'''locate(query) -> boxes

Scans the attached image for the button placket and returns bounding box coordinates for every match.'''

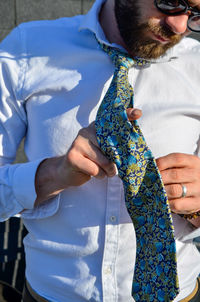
[110,215,117,223]
[102,176,121,302]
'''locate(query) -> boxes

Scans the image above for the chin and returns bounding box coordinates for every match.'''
[127,37,182,60]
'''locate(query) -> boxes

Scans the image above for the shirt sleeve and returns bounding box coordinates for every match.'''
[0,160,43,221]
[0,26,60,221]
[0,26,34,220]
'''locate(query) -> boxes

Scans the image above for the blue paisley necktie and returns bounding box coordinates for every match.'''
[95,44,179,302]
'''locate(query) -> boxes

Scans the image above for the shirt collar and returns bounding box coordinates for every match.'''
[78,0,178,64]
[79,0,126,51]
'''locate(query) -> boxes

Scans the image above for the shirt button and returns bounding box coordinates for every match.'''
[104,266,112,275]
[110,215,116,223]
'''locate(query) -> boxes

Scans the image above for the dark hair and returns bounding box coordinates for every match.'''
[114,0,140,48]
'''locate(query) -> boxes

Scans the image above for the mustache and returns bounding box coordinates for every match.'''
[124,21,182,45]
[149,23,181,41]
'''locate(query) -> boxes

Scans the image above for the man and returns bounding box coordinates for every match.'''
[0,0,200,301]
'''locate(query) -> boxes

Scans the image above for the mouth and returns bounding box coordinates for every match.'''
[151,31,171,44]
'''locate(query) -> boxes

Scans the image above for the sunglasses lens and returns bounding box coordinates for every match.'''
[155,0,200,32]
[156,0,186,13]
[188,15,200,31]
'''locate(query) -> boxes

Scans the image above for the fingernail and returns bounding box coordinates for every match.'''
[131,109,140,117]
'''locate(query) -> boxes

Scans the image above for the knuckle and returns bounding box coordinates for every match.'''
[69,141,81,155]
[169,184,181,197]
[171,169,180,182]
[67,148,78,165]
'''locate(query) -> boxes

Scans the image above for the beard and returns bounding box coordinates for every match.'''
[114,0,182,59]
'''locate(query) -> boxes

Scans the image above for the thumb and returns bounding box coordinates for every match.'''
[126,108,142,121]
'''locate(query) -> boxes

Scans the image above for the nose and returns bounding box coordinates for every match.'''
[164,14,189,34]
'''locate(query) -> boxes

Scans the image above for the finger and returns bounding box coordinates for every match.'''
[156,153,198,171]
[80,123,99,148]
[78,125,118,177]
[126,108,142,121]
[69,139,117,177]
[75,155,108,179]
[169,197,200,214]
[82,144,117,177]
[165,183,194,200]
[160,168,196,185]
[67,147,107,179]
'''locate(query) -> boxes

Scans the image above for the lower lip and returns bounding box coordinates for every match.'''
[152,33,170,44]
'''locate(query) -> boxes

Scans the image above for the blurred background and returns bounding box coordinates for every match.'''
[0,0,94,41]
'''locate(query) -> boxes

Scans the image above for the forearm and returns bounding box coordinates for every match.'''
[34,156,67,206]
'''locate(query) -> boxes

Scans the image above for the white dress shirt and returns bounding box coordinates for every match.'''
[0,0,200,301]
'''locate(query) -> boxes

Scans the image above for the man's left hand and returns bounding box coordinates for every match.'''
[156,153,200,215]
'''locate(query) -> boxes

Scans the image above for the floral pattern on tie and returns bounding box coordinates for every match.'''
[95,44,179,302]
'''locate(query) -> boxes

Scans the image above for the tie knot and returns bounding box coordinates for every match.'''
[99,43,147,69]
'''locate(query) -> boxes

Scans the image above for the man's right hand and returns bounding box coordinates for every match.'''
[64,122,118,184]
[34,108,142,206]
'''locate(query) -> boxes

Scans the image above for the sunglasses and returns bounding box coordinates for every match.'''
[154,0,200,32]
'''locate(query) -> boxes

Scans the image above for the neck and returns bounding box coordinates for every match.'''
[99,0,126,48]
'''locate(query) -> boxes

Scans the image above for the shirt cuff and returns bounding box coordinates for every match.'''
[12,158,45,210]
[21,194,60,220]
